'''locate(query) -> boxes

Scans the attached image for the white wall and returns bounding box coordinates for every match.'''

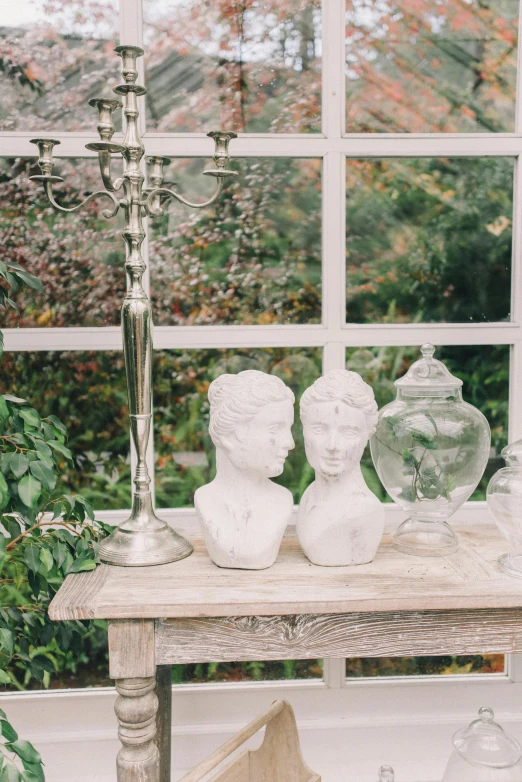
[3,665,522,782]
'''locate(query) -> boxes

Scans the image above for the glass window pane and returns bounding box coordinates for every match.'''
[153,348,322,508]
[346,654,505,677]
[346,344,509,501]
[346,158,513,324]
[0,351,130,510]
[3,158,125,327]
[174,659,323,684]
[143,0,321,133]
[346,0,518,133]
[0,0,120,132]
[150,158,322,326]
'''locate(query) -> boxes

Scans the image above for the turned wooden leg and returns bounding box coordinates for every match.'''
[155,665,172,782]
[109,620,159,782]
[115,676,160,781]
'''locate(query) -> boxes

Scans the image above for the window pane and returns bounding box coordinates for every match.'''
[346,654,505,677]
[346,158,513,324]
[0,0,120,132]
[346,344,509,501]
[153,348,322,508]
[174,659,323,684]
[150,158,322,325]
[143,0,321,133]
[0,351,130,510]
[346,0,518,133]
[3,158,125,327]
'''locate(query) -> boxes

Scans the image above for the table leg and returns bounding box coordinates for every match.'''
[109,620,160,782]
[155,665,172,782]
[115,676,160,781]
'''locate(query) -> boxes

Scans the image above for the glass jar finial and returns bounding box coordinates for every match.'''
[421,343,435,359]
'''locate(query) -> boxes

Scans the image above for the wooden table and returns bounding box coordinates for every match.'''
[49,519,522,781]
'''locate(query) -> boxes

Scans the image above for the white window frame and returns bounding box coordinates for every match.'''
[3,0,522,761]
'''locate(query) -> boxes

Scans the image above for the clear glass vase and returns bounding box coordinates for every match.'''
[370,344,491,556]
[442,707,522,781]
[487,438,522,578]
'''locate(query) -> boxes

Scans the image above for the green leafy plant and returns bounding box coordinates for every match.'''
[0,706,43,782]
[0,250,111,780]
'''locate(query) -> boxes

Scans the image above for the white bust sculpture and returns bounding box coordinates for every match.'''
[297,369,384,566]
[195,370,296,569]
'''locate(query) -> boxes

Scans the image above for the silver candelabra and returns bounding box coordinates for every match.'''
[29,45,237,567]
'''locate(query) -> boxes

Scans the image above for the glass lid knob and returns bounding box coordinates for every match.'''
[378,766,395,781]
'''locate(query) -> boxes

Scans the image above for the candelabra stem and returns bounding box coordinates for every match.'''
[98,45,192,566]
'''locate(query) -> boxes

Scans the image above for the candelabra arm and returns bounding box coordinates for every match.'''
[145,179,224,217]
[42,179,120,219]
[98,150,124,193]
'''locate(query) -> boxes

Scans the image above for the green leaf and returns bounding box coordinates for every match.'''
[2,395,26,404]
[397,486,417,503]
[74,495,95,521]
[0,536,6,567]
[32,440,52,459]
[9,455,29,479]
[11,268,44,292]
[0,670,11,684]
[0,397,8,424]
[39,548,53,573]
[24,546,41,573]
[0,763,21,782]
[21,768,44,782]
[0,627,14,657]
[17,475,41,509]
[53,542,66,569]
[8,740,41,765]
[31,655,54,673]
[19,409,40,429]
[0,474,8,511]
[29,462,56,492]
[21,763,44,782]
[67,557,97,574]
[47,415,67,436]
[1,719,18,742]
[48,441,72,461]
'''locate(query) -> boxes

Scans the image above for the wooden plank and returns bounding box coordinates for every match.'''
[109,619,156,679]
[48,563,110,620]
[48,521,522,621]
[155,666,172,782]
[155,608,522,663]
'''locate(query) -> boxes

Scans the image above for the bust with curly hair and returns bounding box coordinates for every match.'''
[297,369,384,566]
[195,370,295,569]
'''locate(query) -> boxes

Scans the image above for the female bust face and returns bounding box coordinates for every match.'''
[219,399,295,479]
[302,400,368,479]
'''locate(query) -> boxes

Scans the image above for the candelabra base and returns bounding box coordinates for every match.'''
[99,514,193,567]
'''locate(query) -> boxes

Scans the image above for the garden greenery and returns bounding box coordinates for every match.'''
[0,261,112,781]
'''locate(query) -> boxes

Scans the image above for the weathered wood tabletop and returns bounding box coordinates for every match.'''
[49,519,522,620]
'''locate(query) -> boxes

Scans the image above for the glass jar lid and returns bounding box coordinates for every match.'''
[452,707,522,768]
[502,438,522,467]
[395,344,463,395]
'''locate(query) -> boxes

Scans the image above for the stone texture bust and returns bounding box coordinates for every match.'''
[195,370,295,569]
[297,369,384,566]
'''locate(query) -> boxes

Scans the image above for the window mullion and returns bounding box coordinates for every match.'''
[322,0,344,139]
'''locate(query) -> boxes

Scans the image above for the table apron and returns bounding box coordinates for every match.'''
[155,608,522,664]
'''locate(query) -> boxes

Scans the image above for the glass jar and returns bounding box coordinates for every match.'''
[370,344,491,556]
[442,707,522,781]
[487,438,522,578]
